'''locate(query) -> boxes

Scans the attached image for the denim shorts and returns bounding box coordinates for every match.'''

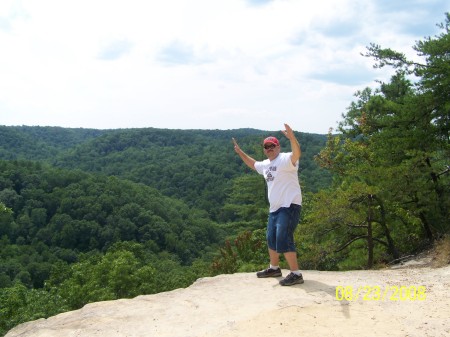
[266,204,301,253]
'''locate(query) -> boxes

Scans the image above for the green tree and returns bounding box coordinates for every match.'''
[304,183,399,269]
[0,283,69,336]
[222,175,267,226]
[309,14,449,268]
[211,229,266,275]
[360,13,449,235]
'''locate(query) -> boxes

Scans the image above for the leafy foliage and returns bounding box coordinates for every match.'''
[308,14,450,269]
[0,283,69,336]
[0,160,220,261]
[211,229,267,275]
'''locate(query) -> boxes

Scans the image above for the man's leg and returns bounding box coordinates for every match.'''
[256,248,282,278]
[256,212,281,278]
[284,251,299,271]
[278,205,304,286]
[269,248,280,266]
[279,251,304,285]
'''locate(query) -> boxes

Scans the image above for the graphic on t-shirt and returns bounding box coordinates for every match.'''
[265,166,277,182]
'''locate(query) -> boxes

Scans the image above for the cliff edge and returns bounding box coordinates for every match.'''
[6,265,450,337]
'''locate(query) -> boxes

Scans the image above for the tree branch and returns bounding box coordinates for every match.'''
[335,235,367,253]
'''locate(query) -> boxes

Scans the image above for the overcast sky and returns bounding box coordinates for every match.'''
[0,0,448,133]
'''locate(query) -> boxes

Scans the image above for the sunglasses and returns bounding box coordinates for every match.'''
[264,144,277,150]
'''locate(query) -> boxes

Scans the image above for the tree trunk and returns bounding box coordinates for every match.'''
[419,211,434,242]
[373,195,399,259]
[367,195,374,268]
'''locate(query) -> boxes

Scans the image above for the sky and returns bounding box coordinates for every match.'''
[0,0,448,134]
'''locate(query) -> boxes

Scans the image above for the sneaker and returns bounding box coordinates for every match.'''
[279,272,304,286]
[256,268,282,278]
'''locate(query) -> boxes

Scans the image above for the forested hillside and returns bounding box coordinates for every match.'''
[0,126,106,160]
[0,160,220,263]
[0,126,332,221]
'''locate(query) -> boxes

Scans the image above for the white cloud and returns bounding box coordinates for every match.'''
[97,38,134,61]
[0,0,448,133]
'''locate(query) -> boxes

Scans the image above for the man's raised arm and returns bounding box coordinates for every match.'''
[232,138,256,170]
[282,123,301,165]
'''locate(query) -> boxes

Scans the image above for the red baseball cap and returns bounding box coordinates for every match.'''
[263,136,280,146]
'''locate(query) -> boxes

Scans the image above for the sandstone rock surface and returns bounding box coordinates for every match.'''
[6,265,450,337]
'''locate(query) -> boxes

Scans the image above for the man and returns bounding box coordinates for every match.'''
[232,123,304,286]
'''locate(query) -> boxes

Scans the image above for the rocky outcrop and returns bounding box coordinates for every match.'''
[6,266,450,337]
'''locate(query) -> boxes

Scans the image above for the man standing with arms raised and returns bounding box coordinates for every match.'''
[232,123,304,286]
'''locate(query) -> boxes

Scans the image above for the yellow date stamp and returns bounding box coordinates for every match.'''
[335,285,427,301]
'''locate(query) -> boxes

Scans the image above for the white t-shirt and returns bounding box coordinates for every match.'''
[254,152,302,213]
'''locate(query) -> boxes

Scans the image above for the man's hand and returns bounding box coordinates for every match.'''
[232,137,256,170]
[281,123,301,165]
[282,123,295,140]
